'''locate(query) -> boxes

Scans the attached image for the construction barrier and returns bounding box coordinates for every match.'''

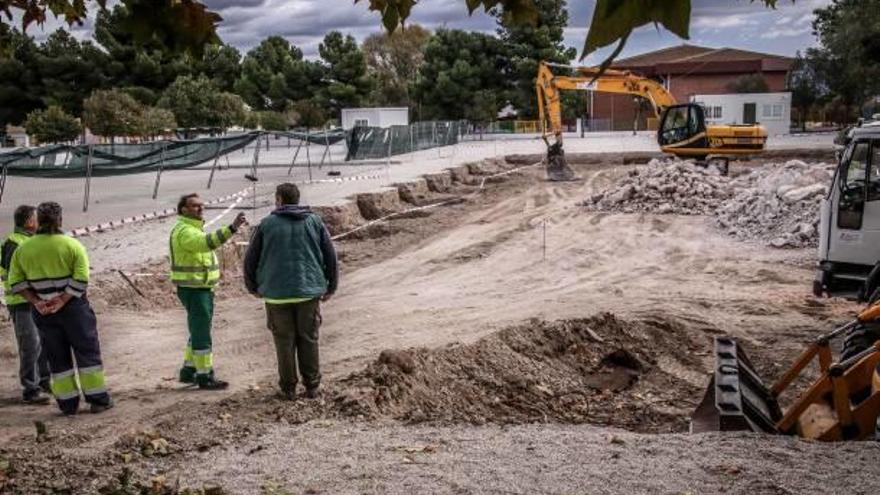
[345,121,466,161]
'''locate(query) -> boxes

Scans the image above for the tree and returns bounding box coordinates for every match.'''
[318,31,373,116]
[0,25,42,126]
[93,4,195,96]
[788,52,827,131]
[495,0,576,118]
[24,106,81,143]
[289,99,328,128]
[412,29,511,121]
[34,30,109,117]
[199,44,242,92]
[256,111,288,131]
[235,36,306,111]
[158,75,245,130]
[809,0,880,115]
[136,106,176,139]
[725,74,770,94]
[1,0,221,56]
[2,0,784,69]
[214,92,247,130]
[83,89,143,138]
[362,25,430,107]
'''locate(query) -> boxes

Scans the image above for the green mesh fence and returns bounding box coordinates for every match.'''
[0,130,346,178]
[345,121,465,160]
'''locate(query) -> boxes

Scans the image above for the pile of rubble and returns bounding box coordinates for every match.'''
[583,159,835,248]
[716,160,834,248]
[584,160,731,215]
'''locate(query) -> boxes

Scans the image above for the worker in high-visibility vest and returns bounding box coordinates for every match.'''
[1,205,50,404]
[8,202,113,415]
[170,193,246,390]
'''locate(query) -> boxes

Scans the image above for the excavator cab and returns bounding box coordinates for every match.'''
[657,104,708,152]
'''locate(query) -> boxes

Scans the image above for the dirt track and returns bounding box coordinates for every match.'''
[1,155,877,494]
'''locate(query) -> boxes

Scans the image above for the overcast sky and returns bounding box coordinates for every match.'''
[26,0,832,61]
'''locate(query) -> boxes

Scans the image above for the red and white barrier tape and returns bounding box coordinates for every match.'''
[70,187,250,238]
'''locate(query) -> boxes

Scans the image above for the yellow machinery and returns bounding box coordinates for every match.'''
[691,301,880,441]
[536,61,768,180]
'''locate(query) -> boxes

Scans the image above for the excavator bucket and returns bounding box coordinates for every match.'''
[545,141,576,181]
[690,337,783,433]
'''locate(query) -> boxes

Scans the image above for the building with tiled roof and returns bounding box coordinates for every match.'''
[588,44,794,131]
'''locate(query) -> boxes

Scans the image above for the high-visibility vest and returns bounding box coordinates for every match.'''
[6,233,90,300]
[1,230,31,306]
[169,216,233,289]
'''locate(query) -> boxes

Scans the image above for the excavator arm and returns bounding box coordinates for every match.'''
[536,61,677,143]
[536,61,678,181]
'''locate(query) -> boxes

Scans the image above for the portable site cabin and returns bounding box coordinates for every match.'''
[690,92,792,136]
[341,108,409,130]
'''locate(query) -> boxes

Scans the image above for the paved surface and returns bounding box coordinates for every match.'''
[0,132,835,235]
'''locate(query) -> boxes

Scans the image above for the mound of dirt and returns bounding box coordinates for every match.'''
[583,159,730,215]
[715,160,834,248]
[332,313,708,432]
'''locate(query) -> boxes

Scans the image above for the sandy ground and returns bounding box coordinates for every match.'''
[2,150,877,494]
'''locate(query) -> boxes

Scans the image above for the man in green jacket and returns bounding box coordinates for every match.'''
[171,193,246,390]
[8,202,112,415]
[1,205,50,404]
[244,183,338,401]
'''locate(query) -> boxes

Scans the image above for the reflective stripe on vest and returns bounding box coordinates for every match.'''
[169,218,229,288]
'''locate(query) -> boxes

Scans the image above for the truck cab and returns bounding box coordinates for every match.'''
[815,122,880,297]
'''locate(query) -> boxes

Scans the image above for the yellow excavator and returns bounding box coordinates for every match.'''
[536,61,768,180]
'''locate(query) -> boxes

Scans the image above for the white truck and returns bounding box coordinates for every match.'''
[815,121,880,298]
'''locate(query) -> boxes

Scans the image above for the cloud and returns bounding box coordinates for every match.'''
[760,26,813,39]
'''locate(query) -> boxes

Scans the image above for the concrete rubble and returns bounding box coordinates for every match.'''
[583,159,835,248]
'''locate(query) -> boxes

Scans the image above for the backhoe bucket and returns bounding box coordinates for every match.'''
[690,337,783,433]
[545,142,576,181]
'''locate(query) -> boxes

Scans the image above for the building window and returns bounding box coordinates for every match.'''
[699,104,722,119]
[354,119,369,128]
[762,104,783,119]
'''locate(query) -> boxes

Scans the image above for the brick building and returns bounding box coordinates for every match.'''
[588,44,794,131]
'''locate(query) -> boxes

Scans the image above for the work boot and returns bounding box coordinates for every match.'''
[90,399,115,414]
[276,390,297,402]
[179,366,197,385]
[304,386,322,400]
[22,391,51,405]
[198,378,229,391]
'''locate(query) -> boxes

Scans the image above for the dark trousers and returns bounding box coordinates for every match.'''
[33,297,111,414]
[266,299,322,392]
[8,304,50,398]
[177,287,215,384]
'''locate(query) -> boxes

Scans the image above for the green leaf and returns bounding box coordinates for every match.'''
[583,0,691,59]
[466,0,481,14]
[382,3,399,32]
